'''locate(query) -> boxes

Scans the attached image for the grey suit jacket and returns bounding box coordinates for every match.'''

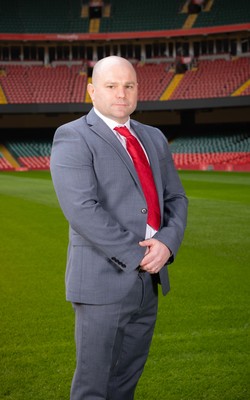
[50,108,188,304]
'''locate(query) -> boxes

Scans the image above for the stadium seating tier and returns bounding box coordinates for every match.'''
[170,58,250,100]
[0,65,87,103]
[1,131,249,171]
[0,58,249,104]
[170,132,250,171]
[194,0,250,28]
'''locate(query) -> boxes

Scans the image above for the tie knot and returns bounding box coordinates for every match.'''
[114,126,132,139]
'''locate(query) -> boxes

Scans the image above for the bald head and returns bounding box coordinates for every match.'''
[92,56,137,86]
[87,56,138,124]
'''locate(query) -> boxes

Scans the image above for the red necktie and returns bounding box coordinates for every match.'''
[114,126,160,230]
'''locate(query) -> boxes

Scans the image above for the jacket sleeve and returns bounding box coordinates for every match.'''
[153,130,188,262]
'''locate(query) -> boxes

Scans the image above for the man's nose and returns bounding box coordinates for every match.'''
[116,86,126,97]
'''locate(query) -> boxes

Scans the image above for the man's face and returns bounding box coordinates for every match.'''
[88,61,138,124]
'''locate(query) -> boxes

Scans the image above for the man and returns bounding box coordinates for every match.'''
[50,56,188,400]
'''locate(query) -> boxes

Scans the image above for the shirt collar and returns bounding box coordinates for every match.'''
[94,107,131,131]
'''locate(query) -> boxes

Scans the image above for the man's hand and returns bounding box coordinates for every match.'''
[139,238,171,274]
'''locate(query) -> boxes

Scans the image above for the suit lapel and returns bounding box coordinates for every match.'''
[85,110,143,193]
[85,110,163,219]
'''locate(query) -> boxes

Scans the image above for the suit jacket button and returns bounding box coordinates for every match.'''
[141,208,148,214]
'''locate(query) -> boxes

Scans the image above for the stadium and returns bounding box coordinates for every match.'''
[0,1,249,399]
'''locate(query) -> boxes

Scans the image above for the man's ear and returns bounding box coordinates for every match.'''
[87,83,95,101]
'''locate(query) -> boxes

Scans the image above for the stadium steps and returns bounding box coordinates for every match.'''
[81,5,89,17]
[0,85,7,104]
[204,0,214,12]
[183,14,198,29]
[85,78,92,103]
[160,74,184,101]
[180,1,189,13]
[231,79,250,96]
[134,63,174,101]
[0,151,13,170]
[180,0,214,14]
[0,144,20,169]
[103,4,111,17]
[89,18,100,33]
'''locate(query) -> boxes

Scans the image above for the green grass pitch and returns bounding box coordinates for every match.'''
[0,170,249,400]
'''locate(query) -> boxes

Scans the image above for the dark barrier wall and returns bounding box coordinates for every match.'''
[0,96,250,115]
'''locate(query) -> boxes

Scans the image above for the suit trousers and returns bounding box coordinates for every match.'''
[70,271,158,400]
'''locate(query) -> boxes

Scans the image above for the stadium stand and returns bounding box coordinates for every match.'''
[194,0,250,27]
[1,0,249,34]
[170,57,250,100]
[0,150,13,170]
[0,0,88,33]
[170,131,250,171]
[5,140,51,169]
[0,58,249,104]
[0,0,249,172]
[1,130,249,172]
[0,0,187,34]
[135,63,174,101]
[0,143,20,169]
[100,0,187,32]
[0,65,87,103]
